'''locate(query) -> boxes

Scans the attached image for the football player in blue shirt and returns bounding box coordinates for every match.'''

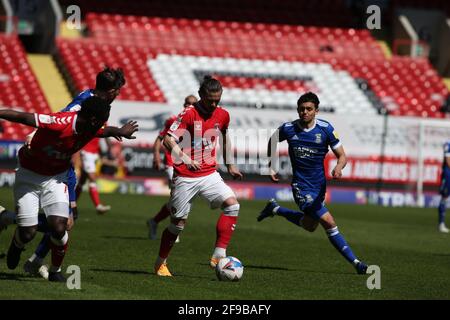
[437,142,450,233]
[257,92,368,274]
[0,67,125,278]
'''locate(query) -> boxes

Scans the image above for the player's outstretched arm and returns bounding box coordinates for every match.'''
[331,145,347,179]
[0,109,37,127]
[101,120,139,140]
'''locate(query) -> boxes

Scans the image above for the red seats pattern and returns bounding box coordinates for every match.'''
[0,34,50,140]
[56,13,448,119]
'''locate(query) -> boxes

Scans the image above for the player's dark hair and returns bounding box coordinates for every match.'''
[199,75,222,95]
[95,67,126,91]
[79,96,111,122]
[297,92,320,108]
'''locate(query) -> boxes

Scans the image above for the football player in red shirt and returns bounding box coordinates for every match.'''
[147,95,198,242]
[154,76,242,277]
[0,96,138,281]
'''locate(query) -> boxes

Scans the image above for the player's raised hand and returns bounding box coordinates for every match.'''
[119,120,138,139]
[227,164,243,180]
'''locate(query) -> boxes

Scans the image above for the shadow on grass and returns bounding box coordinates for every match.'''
[0,272,40,281]
[90,268,212,280]
[90,268,151,275]
[101,236,148,241]
[198,262,354,275]
[198,262,291,271]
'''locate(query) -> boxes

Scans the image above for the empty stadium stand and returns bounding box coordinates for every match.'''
[0,33,50,140]
[56,13,448,118]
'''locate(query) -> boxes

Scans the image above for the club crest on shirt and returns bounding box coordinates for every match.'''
[315,134,322,144]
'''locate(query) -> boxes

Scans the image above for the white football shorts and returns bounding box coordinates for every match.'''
[14,166,69,227]
[169,171,236,219]
[165,166,174,188]
[80,150,99,174]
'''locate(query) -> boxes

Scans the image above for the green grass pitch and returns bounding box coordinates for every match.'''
[0,187,449,299]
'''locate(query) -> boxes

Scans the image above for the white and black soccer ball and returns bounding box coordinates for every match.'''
[215,256,244,281]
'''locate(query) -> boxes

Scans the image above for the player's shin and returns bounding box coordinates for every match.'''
[35,232,51,259]
[153,203,171,223]
[48,231,69,273]
[276,206,304,226]
[213,204,239,261]
[156,223,182,266]
[88,182,101,207]
[326,226,359,265]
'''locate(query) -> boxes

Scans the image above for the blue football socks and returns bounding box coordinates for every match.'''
[275,206,304,226]
[326,226,358,265]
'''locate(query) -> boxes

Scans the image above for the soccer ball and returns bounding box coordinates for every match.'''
[215,256,244,281]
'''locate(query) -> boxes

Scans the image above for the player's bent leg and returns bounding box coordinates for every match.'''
[24,232,50,279]
[0,206,16,234]
[7,225,37,270]
[147,203,171,240]
[44,203,70,282]
[210,197,240,268]
[262,200,305,226]
[320,212,368,274]
[154,217,185,276]
[301,215,319,232]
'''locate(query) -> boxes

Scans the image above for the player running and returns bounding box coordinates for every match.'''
[154,76,243,277]
[437,141,450,233]
[257,92,369,275]
[0,96,138,282]
[146,94,198,242]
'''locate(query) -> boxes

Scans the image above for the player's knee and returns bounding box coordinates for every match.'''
[18,226,37,243]
[47,216,68,235]
[303,223,317,232]
[223,203,240,217]
[168,222,184,235]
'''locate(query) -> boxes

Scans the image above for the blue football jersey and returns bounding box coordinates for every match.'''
[60,89,94,112]
[278,118,341,189]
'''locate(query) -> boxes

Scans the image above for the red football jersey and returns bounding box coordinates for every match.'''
[167,105,230,178]
[158,115,177,167]
[82,137,100,154]
[19,112,104,176]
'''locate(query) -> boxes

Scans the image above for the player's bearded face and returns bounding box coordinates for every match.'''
[200,90,222,113]
[297,102,318,124]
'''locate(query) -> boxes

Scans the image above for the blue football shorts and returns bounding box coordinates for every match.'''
[291,182,328,220]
